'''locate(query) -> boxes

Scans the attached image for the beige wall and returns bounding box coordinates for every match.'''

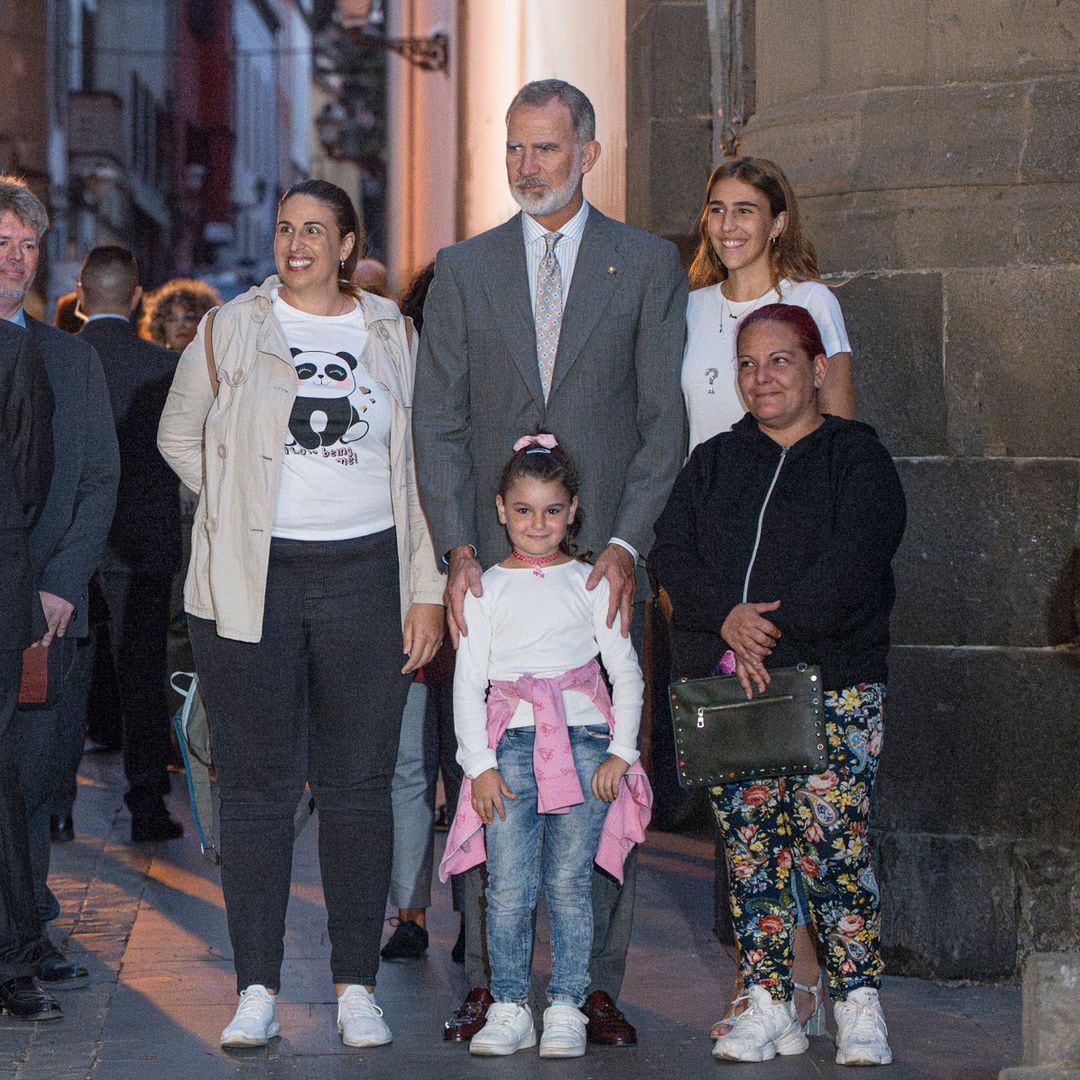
[460,0,627,238]
[385,0,459,295]
[386,0,627,293]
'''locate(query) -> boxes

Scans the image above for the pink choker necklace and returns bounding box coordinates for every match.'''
[511,548,562,579]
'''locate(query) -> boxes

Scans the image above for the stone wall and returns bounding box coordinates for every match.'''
[627,0,1080,979]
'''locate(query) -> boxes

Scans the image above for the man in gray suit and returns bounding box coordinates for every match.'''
[414,80,687,1045]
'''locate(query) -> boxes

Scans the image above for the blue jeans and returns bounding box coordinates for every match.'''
[485,724,612,1007]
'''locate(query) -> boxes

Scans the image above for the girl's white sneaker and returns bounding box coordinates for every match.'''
[834,986,892,1065]
[539,1004,588,1058]
[220,984,280,1047]
[337,985,392,1047]
[469,1002,536,1056]
[712,984,809,1062]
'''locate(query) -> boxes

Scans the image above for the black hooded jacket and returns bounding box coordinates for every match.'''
[651,413,906,689]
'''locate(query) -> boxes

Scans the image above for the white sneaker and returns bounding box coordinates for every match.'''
[539,1003,588,1058]
[712,984,809,1062]
[337,985,392,1047]
[834,986,892,1066]
[469,1001,536,1056]
[220,984,280,1047]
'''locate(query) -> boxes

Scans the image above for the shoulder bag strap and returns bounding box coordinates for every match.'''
[203,307,219,396]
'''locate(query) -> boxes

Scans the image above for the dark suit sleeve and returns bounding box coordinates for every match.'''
[412,249,478,560]
[37,346,119,605]
[2,328,54,528]
[611,240,688,555]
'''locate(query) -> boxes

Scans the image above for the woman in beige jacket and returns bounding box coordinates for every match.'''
[158,180,444,1052]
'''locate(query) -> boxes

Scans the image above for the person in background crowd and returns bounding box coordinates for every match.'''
[413,79,686,1048]
[652,304,905,1067]
[352,257,391,299]
[51,291,84,334]
[158,179,444,1052]
[379,259,449,965]
[73,245,183,843]
[0,320,58,1022]
[139,277,222,354]
[140,278,222,619]
[0,176,119,992]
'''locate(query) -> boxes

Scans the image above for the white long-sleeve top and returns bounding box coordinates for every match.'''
[453,560,644,780]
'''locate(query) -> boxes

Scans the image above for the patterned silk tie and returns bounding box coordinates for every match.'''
[534,231,563,400]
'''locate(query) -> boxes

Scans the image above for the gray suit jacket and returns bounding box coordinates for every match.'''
[414,206,688,572]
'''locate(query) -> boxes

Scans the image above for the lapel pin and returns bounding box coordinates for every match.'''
[607,265,617,275]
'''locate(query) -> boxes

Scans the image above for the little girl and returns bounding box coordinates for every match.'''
[440,433,650,1060]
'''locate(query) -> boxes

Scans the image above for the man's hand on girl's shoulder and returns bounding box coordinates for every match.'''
[446,545,484,646]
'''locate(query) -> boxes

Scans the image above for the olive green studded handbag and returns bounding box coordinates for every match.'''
[668,663,827,789]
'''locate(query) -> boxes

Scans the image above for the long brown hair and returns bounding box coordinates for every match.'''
[278,179,364,299]
[688,157,819,292]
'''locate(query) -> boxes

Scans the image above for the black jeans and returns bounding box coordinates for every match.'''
[0,649,41,983]
[190,529,410,993]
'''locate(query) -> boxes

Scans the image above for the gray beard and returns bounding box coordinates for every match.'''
[0,280,30,306]
[511,162,582,219]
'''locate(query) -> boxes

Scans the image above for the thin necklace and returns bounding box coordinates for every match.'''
[511,548,562,579]
[718,292,739,334]
[718,279,773,333]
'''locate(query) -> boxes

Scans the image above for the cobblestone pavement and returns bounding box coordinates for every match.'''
[2,745,1021,1079]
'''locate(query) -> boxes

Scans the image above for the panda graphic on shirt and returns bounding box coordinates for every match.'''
[285,347,375,451]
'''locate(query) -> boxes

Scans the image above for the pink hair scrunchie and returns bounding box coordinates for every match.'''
[513,433,558,453]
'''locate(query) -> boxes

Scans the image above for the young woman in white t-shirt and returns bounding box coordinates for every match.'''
[682,157,854,451]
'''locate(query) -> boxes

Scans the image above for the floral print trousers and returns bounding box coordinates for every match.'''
[710,683,886,1001]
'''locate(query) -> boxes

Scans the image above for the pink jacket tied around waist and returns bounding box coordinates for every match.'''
[439,659,652,885]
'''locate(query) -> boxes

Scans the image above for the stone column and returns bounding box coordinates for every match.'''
[627,0,1080,979]
[999,952,1080,1079]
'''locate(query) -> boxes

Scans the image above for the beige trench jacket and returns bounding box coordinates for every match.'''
[157,276,444,643]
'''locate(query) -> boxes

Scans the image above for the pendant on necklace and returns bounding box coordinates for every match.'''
[511,548,561,579]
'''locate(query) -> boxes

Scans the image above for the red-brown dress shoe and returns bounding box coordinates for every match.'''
[443,987,494,1041]
[582,989,637,1046]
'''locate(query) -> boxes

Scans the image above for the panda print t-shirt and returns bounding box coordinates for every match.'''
[270,290,394,540]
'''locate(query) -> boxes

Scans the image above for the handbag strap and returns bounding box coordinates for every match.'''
[203,307,219,395]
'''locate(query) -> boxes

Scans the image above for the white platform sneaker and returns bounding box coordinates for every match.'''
[834,986,893,1065]
[469,1001,537,1056]
[220,984,281,1048]
[712,984,810,1062]
[539,1003,588,1058]
[337,985,392,1047]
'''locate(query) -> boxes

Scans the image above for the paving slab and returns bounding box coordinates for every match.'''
[5,741,1022,1079]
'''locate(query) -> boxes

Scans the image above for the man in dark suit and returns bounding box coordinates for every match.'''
[1,176,119,990]
[413,81,687,1046]
[0,320,62,1021]
[75,246,183,844]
